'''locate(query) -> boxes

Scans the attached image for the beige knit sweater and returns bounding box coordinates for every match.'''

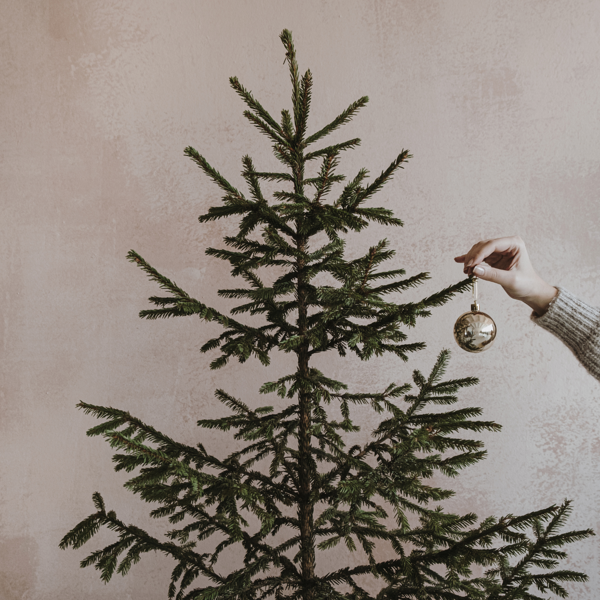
[532,287,600,381]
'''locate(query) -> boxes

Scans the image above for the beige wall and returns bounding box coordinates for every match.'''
[2,1,600,597]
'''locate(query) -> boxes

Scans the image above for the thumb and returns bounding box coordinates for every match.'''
[472,264,512,287]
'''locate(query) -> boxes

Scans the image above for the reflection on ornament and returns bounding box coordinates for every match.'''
[454,310,496,352]
[454,276,496,353]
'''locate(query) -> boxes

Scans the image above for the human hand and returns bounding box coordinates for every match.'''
[454,236,558,316]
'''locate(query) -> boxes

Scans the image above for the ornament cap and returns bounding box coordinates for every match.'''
[471,302,479,312]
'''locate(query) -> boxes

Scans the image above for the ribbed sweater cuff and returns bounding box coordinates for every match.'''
[532,287,600,380]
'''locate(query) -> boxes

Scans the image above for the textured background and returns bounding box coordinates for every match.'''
[2,1,600,598]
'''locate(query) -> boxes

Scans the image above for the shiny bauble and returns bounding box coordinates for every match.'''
[454,307,496,353]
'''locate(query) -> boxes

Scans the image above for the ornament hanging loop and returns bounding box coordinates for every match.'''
[471,276,479,312]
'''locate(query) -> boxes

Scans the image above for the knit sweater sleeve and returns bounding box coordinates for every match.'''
[531,287,600,381]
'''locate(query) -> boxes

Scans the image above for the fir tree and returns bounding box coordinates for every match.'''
[60,30,593,599]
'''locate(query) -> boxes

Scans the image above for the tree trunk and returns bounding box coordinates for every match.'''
[297,237,315,599]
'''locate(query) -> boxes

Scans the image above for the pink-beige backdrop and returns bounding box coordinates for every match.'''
[2,1,600,598]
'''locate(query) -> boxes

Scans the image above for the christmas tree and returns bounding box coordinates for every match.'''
[61,30,593,599]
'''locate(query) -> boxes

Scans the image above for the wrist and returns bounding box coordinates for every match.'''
[523,282,558,316]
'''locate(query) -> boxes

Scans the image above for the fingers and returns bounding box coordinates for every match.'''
[454,255,466,263]
[459,236,523,271]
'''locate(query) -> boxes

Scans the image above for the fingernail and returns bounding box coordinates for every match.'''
[473,266,484,275]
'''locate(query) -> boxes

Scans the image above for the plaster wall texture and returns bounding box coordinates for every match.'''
[2,1,600,598]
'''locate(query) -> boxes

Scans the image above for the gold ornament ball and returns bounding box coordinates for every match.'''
[454,308,497,353]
